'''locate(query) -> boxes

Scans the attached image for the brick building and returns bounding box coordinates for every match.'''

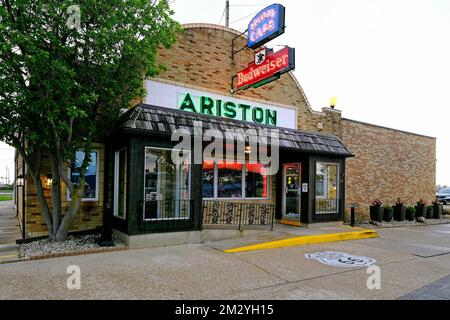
[15,24,436,246]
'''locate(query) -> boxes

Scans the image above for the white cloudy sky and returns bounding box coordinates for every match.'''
[171,0,450,185]
[1,0,448,185]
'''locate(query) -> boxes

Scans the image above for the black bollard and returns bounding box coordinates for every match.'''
[351,206,356,227]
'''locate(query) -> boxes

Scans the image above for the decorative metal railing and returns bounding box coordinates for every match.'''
[139,199,194,233]
[202,200,275,230]
[313,198,342,221]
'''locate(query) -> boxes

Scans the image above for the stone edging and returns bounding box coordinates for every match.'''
[22,246,128,261]
[358,219,450,229]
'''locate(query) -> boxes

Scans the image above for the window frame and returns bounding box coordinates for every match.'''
[314,161,339,200]
[67,149,100,202]
[143,146,192,222]
[113,148,127,220]
[202,160,270,200]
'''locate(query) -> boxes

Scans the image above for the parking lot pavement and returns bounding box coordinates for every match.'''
[0,224,449,300]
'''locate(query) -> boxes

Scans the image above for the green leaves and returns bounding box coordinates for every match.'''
[0,0,180,238]
[0,0,180,153]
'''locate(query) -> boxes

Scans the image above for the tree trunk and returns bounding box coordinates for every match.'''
[51,157,62,240]
[31,172,54,240]
[55,182,84,242]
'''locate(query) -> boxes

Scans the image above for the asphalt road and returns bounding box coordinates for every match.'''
[1,223,450,300]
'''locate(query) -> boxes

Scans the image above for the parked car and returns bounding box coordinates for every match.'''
[436,188,450,204]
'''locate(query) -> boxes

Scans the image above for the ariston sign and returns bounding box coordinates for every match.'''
[143,80,297,129]
[236,46,295,90]
[247,3,285,49]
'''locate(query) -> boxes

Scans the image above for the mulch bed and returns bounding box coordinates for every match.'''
[19,233,128,261]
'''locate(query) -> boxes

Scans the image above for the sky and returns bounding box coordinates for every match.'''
[171,0,450,185]
[0,141,14,184]
[0,0,448,185]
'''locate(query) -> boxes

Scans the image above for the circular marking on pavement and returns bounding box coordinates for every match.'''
[305,251,377,267]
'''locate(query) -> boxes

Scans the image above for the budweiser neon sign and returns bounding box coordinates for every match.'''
[236,46,295,90]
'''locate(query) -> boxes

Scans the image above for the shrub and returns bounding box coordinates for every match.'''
[406,206,416,221]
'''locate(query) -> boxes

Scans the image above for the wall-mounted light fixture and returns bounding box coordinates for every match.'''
[45,174,53,188]
[245,145,252,154]
[329,96,337,109]
[16,175,24,187]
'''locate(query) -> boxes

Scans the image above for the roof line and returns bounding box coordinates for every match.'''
[342,118,436,139]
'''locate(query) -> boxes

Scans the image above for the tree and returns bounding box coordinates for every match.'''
[0,0,180,241]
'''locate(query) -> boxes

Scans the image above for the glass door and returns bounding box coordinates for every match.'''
[282,163,301,221]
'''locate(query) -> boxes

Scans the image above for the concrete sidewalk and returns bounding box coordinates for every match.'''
[0,201,21,263]
[1,231,449,299]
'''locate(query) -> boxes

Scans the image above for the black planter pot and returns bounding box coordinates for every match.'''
[415,205,427,218]
[433,204,443,219]
[383,207,394,222]
[393,204,406,221]
[370,205,384,222]
[426,206,434,219]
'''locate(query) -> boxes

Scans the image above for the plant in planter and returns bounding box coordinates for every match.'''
[393,197,406,221]
[405,206,416,221]
[415,199,427,218]
[370,199,384,222]
[383,205,394,222]
[432,199,443,219]
[426,205,434,219]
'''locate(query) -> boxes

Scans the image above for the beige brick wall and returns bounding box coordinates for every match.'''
[152,23,342,135]
[342,119,436,221]
[25,143,104,237]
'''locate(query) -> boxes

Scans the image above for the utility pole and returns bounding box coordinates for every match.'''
[225,0,229,27]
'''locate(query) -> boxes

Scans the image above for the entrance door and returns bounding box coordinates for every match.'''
[282,163,301,221]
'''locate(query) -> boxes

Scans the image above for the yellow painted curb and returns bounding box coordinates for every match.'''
[224,229,378,253]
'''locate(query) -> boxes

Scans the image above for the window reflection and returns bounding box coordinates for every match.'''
[70,151,98,200]
[245,163,268,198]
[217,162,242,198]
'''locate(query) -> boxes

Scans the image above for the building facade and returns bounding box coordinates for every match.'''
[15,24,436,245]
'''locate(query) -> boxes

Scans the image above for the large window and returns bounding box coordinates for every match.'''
[203,161,269,199]
[315,162,339,213]
[69,150,98,201]
[144,147,191,221]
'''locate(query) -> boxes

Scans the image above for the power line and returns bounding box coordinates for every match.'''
[230,5,265,7]
[229,9,261,26]
[219,6,226,25]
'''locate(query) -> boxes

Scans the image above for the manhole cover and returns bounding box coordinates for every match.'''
[305,251,376,267]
